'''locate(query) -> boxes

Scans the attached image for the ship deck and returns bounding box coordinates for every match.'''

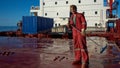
[0,37,120,68]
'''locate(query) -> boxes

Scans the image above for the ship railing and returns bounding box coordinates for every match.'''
[31,6,40,10]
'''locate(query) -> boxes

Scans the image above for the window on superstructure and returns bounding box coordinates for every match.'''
[66,1,68,4]
[45,13,47,16]
[55,24,57,27]
[59,24,61,26]
[55,2,57,5]
[57,12,59,16]
[94,0,97,2]
[83,12,85,15]
[78,0,81,3]
[43,2,45,5]
[63,18,66,20]
[95,11,98,15]
[95,23,98,27]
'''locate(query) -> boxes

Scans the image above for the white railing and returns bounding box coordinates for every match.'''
[31,6,40,10]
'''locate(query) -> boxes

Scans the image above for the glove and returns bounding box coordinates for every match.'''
[81,29,86,36]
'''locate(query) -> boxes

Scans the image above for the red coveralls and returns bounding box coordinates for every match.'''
[70,13,89,64]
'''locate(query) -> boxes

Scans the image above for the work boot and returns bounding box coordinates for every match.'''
[72,60,81,65]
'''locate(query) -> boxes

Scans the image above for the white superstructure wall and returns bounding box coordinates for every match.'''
[31,0,108,27]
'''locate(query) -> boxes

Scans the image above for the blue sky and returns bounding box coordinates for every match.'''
[0,0,39,26]
[0,0,120,26]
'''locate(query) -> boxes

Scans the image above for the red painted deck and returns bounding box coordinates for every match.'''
[0,37,120,68]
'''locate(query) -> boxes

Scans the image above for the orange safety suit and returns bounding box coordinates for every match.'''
[69,12,89,64]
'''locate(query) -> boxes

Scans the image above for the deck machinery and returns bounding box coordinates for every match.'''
[86,0,120,52]
[87,0,120,40]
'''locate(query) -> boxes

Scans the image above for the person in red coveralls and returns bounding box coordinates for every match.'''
[68,5,89,68]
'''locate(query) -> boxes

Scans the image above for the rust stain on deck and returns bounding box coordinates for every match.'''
[0,37,120,68]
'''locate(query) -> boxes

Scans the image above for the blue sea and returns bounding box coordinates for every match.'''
[0,26,18,32]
